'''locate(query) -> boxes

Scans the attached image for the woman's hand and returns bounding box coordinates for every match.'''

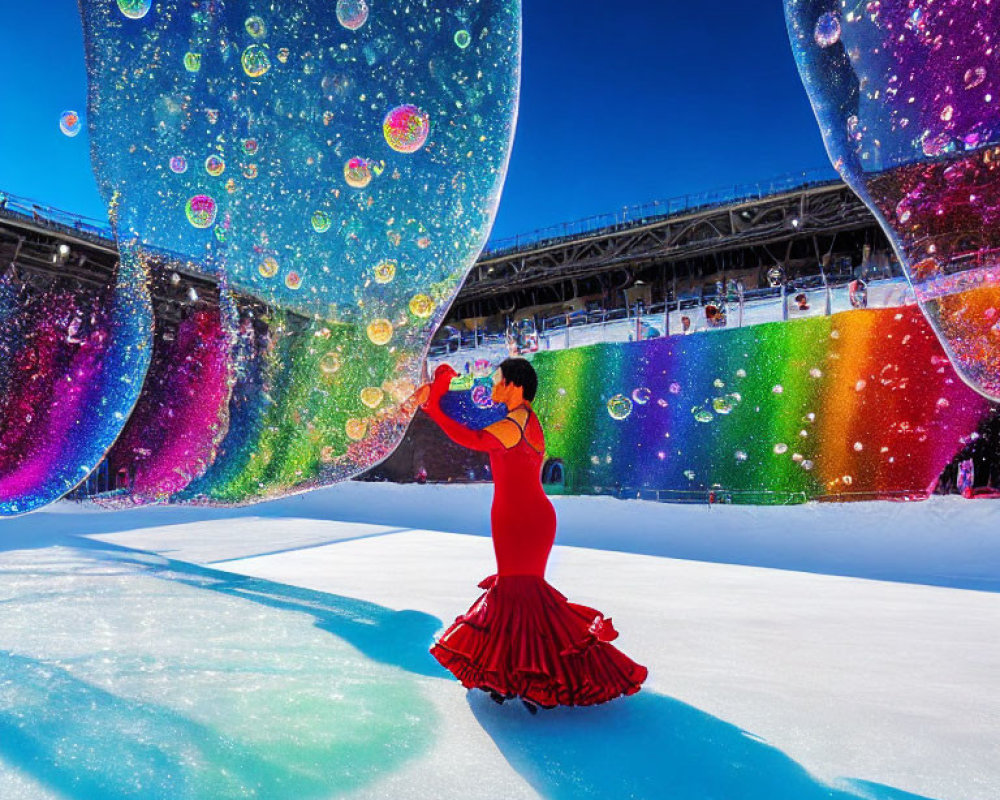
[433,363,459,384]
[409,364,457,410]
[412,383,431,408]
[428,363,458,402]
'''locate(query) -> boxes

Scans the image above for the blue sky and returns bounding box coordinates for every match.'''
[0,2,832,242]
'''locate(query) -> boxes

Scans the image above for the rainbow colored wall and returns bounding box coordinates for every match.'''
[68,300,997,507]
[524,306,993,502]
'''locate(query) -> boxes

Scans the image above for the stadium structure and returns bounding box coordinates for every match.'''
[0,173,996,501]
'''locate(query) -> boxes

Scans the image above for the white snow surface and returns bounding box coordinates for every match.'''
[0,482,997,800]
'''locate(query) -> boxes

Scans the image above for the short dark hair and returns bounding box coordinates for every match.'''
[499,358,538,402]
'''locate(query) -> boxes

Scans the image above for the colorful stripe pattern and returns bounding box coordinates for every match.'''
[527,307,991,502]
[0,263,152,515]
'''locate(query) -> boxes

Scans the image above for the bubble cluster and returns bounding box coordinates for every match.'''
[712,393,741,415]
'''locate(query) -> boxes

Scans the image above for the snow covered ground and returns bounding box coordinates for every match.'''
[0,483,997,799]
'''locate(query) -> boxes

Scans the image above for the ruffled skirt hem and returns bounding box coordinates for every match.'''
[430,574,648,707]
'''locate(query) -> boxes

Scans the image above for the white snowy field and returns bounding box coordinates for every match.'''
[0,484,997,800]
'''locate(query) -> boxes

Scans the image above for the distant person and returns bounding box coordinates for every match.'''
[415,359,647,710]
[680,315,692,334]
[849,278,868,309]
[794,293,810,312]
[705,304,726,328]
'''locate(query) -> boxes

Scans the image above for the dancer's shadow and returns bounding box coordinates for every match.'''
[468,690,935,800]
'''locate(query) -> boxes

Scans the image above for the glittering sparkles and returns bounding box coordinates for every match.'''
[344,157,374,188]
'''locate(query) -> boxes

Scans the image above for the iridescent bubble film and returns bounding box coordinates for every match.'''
[785,0,1000,401]
[0,254,152,516]
[78,0,520,506]
[59,110,82,137]
[116,0,150,21]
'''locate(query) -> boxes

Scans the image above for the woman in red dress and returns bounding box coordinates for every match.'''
[418,358,647,710]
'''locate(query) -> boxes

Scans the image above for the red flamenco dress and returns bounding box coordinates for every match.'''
[422,368,648,707]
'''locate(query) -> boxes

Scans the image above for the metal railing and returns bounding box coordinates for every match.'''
[482,167,841,258]
[427,272,913,360]
[0,189,114,244]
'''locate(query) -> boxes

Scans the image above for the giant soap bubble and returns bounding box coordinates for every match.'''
[0,252,152,515]
[785,0,1000,401]
[79,0,520,505]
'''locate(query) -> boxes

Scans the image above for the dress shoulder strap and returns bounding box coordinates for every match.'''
[507,406,530,432]
[517,408,544,455]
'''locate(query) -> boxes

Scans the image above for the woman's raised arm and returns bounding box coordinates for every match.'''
[420,364,508,453]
